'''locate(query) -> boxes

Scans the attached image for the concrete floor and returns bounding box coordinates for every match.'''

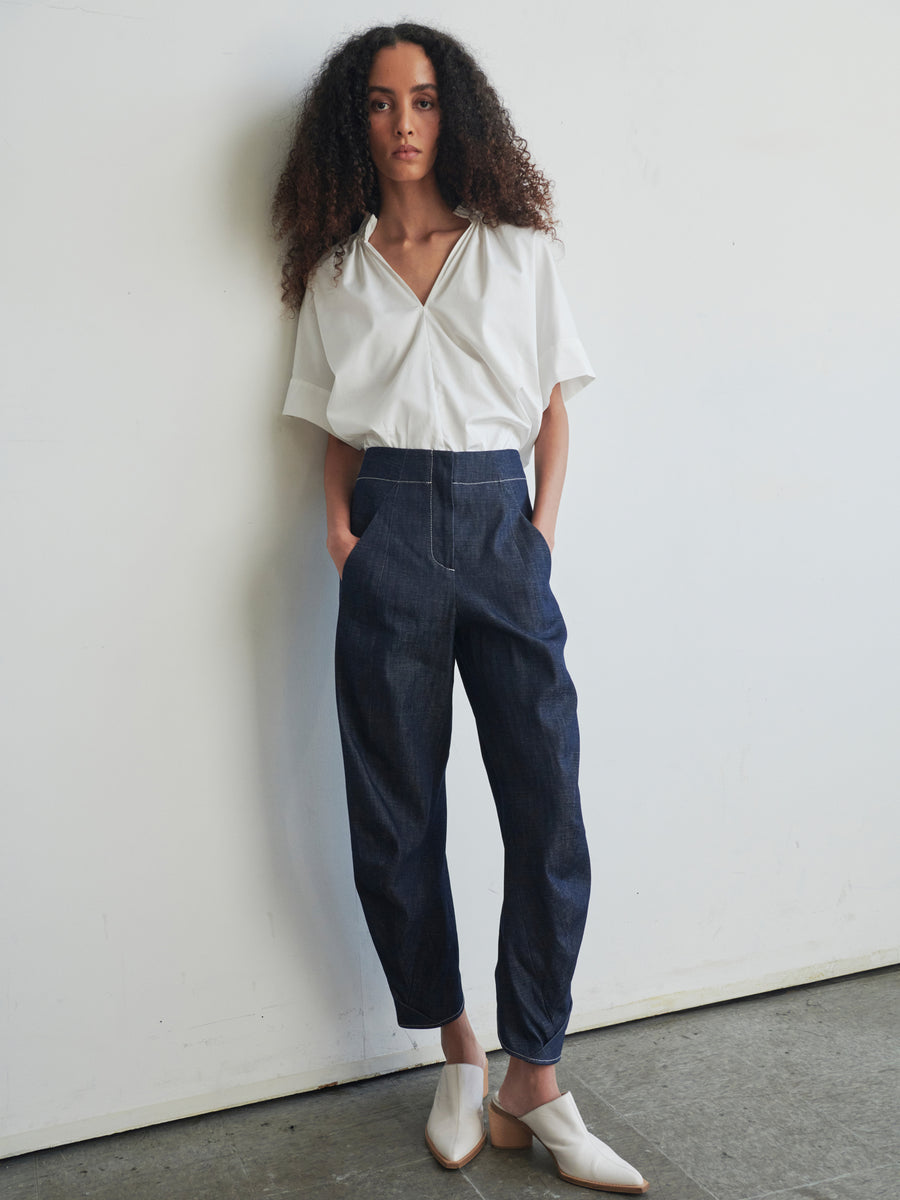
[2,966,897,1200]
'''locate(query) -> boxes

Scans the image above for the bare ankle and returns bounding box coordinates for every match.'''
[440,1011,485,1068]
[497,1057,561,1117]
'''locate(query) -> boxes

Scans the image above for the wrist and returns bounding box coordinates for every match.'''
[326,515,352,537]
[326,525,354,550]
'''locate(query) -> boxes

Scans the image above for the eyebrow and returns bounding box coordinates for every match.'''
[367,83,438,95]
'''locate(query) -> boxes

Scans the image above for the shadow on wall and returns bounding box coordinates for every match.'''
[253,408,367,1058]
[239,97,368,1064]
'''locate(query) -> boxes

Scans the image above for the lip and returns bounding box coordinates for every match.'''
[392,146,421,159]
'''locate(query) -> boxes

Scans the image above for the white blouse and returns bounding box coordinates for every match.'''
[282,210,595,463]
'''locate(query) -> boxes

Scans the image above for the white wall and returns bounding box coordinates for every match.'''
[2,0,898,1158]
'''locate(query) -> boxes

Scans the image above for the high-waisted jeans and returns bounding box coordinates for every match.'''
[334,447,590,1065]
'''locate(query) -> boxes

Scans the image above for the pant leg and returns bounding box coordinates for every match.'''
[335,452,463,1028]
[453,464,591,1065]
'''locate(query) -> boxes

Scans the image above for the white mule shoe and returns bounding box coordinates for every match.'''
[425,1060,489,1169]
[489,1091,649,1193]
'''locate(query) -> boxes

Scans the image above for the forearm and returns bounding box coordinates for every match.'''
[531,384,569,551]
[324,434,364,574]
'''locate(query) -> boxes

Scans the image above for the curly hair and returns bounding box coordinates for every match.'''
[271,22,556,312]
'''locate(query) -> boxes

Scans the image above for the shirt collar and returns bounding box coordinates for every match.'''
[359,206,475,243]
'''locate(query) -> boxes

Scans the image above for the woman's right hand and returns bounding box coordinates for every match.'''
[327,528,360,579]
[324,435,365,578]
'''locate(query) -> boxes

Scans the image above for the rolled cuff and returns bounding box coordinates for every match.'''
[539,338,596,407]
[282,377,334,434]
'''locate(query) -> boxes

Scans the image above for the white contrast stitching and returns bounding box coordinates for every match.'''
[428,470,456,572]
[356,475,431,484]
[452,477,524,485]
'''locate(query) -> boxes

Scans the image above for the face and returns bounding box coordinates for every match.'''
[367,42,441,185]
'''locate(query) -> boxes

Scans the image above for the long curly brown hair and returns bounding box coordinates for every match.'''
[271,22,556,313]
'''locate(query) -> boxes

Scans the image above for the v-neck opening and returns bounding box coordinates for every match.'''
[362,209,476,309]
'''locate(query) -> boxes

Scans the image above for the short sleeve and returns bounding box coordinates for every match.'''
[282,282,336,433]
[534,234,596,406]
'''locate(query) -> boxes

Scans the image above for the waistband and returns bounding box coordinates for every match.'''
[358,448,525,484]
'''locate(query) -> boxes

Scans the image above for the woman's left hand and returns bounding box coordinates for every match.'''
[531,384,567,557]
[531,520,554,553]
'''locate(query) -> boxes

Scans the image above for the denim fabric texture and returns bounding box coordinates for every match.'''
[335,448,590,1065]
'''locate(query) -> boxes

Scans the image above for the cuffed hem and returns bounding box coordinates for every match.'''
[498,1007,569,1065]
[394,996,465,1031]
[539,339,596,408]
[498,1041,562,1066]
[282,378,334,432]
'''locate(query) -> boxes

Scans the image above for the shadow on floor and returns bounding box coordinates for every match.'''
[2,966,898,1200]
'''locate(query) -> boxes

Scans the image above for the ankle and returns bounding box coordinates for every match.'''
[497,1058,561,1117]
[440,1013,485,1068]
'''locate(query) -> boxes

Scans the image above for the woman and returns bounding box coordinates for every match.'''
[273,23,649,1195]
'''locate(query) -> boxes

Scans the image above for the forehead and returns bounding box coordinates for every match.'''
[368,41,437,87]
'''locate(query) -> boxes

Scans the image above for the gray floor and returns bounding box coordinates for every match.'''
[2,967,897,1200]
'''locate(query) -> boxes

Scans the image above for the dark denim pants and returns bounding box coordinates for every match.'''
[335,448,590,1065]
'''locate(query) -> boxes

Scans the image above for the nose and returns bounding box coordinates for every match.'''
[395,100,414,137]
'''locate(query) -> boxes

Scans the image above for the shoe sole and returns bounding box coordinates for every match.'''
[557,1159,650,1194]
[425,1128,487,1169]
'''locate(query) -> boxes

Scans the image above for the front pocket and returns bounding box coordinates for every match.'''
[502,477,549,548]
[500,477,552,578]
[516,509,552,566]
[342,476,399,577]
[350,476,399,537]
[521,514,551,555]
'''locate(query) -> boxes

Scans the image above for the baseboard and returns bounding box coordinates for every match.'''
[567,947,899,1035]
[2,948,896,1161]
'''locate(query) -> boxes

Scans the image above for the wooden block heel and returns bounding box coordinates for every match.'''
[490,1091,650,1192]
[488,1098,533,1149]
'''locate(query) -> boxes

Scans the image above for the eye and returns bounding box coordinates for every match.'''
[416,98,435,110]
[369,99,390,113]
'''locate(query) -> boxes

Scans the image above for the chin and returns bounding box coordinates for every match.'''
[391,165,429,181]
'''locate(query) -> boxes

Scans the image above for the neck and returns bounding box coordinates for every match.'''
[375,174,457,241]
